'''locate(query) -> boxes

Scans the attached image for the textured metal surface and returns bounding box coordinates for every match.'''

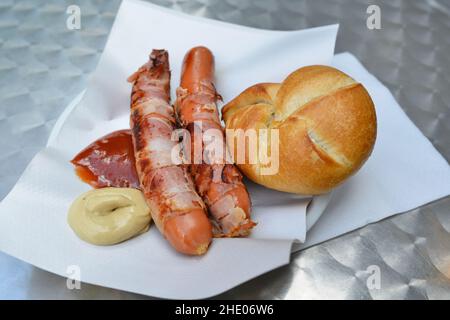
[0,0,449,300]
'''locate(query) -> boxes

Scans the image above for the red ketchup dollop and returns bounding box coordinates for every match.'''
[71,130,140,189]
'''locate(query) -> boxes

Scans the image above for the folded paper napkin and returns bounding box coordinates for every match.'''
[0,0,449,299]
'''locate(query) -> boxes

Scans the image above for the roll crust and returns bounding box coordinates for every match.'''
[222,65,377,195]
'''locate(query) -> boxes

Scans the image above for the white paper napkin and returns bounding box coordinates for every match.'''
[0,0,449,299]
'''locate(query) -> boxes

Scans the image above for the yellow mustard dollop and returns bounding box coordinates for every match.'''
[68,187,151,245]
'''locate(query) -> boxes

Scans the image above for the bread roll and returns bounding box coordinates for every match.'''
[222,65,377,195]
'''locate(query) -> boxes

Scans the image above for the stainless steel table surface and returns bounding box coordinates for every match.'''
[0,0,449,300]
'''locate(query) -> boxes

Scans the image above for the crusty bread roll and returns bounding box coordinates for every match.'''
[222,65,377,195]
